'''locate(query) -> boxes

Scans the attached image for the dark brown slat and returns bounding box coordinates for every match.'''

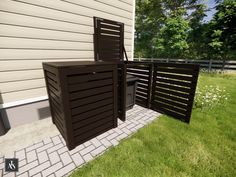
[156,77,192,87]
[137,79,148,85]
[100,29,121,36]
[100,18,123,26]
[126,73,148,80]
[100,23,121,31]
[53,107,63,123]
[152,101,187,115]
[71,98,113,116]
[70,85,112,100]
[48,84,61,98]
[74,118,113,136]
[72,104,113,121]
[136,95,148,101]
[136,91,148,98]
[155,91,189,104]
[156,72,193,81]
[75,121,114,144]
[99,40,120,47]
[69,79,113,92]
[46,71,57,82]
[156,67,195,75]
[126,65,149,70]
[73,110,113,129]
[99,35,120,41]
[155,87,189,99]
[126,69,149,76]
[154,62,198,69]
[100,46,120,51]
[54,118,65,135]
[70,92,112,108]
[154,96,187,109]
[137,83,148,90]
[50,98,62,114]
[53,113,64,131]
[137,87,148,93]
[151,106,186,121]
[48,90,61,105]
[68,72,112,84]
[47,77,59,91]
[156,82,191,93]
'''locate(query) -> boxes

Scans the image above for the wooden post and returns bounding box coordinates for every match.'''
[209,59,212,72]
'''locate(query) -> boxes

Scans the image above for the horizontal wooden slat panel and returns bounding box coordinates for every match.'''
[156,67,195,75]
[0,78,45,93]
[151,105,186,121]
[156,72,193,82]
[156,82,191,93]
[0,49,94,60]
[0,69,43,83]
[70,92,112,108]
[73,110,113,129]
[155,87,189,99]
[69,78,113,92]
[68,72,112,84]
[0,37,93,50]
[12,0,133,28]
[136,91,148,98]
[0,87,47,104]
[137,87,148,93]
[126,69,149,76]
[71,98,113,115]
[74,117,113,136]
[152,101,187,115]
[0,59,93,71]
[69,85,113,100]
[156,77,192,87]
[153,96,187,110]
[75,121,114,143]
[72,104,113,121]
[154,91,189,104]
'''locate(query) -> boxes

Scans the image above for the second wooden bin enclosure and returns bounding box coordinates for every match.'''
[43,61,117,150]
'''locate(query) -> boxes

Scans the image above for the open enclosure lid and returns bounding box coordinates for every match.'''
[93,17,125,62]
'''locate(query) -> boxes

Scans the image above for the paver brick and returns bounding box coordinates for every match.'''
[17,160,38,176]
[100,138,112,148]
[110,139,119,146]
[18,172,28,177]
[80,145,95,156]
[42,162,62,177]
[47,143,64,154]
[71,153,85,166]
[96,132,109,140]
[47,174,55,177]
[43,137,52,145]
[60,152,72,166]
[116,133,128,141]
[26,150,37,163]
[29,161,50,176]
[26,142,44,152]
[91,146,106,157]
[106,132,118,141]
[48,152,60,165]
[15,149,26,161]
[33,173,42,177]
[19,159,27,167]
[52,136,61,145]
[83,153,93,162]
[38,151,49,164]
[57,146,68,155]
[69,144,85,155]
[55,163,75,177]
[122,127,132,135]
[90,138,102,148]
[36,143,54,153]
[3,172,16,177]
[83,141,91,147]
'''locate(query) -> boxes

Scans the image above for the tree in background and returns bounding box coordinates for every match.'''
[208,0,236,60]
[134,0,236,60]
[155,8,190,58]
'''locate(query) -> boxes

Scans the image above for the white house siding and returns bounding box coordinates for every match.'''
[0,0,134,104]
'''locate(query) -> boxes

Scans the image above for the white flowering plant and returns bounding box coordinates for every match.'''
[193,85,229,110]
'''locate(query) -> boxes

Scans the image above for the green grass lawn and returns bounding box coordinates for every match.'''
[70,72,236,177]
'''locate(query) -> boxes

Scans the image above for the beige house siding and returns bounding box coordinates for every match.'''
[0,0,134,104]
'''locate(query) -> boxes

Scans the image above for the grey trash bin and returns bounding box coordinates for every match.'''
[126,74,139,110]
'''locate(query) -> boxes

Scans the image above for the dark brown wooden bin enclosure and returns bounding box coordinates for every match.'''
[43,61,118,150]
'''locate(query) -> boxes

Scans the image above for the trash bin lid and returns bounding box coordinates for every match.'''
[126,74,139,82]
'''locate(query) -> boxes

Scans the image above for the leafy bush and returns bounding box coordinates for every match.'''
[193,85,229,110]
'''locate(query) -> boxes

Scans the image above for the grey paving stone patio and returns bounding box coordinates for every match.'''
[0,105,161,177]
